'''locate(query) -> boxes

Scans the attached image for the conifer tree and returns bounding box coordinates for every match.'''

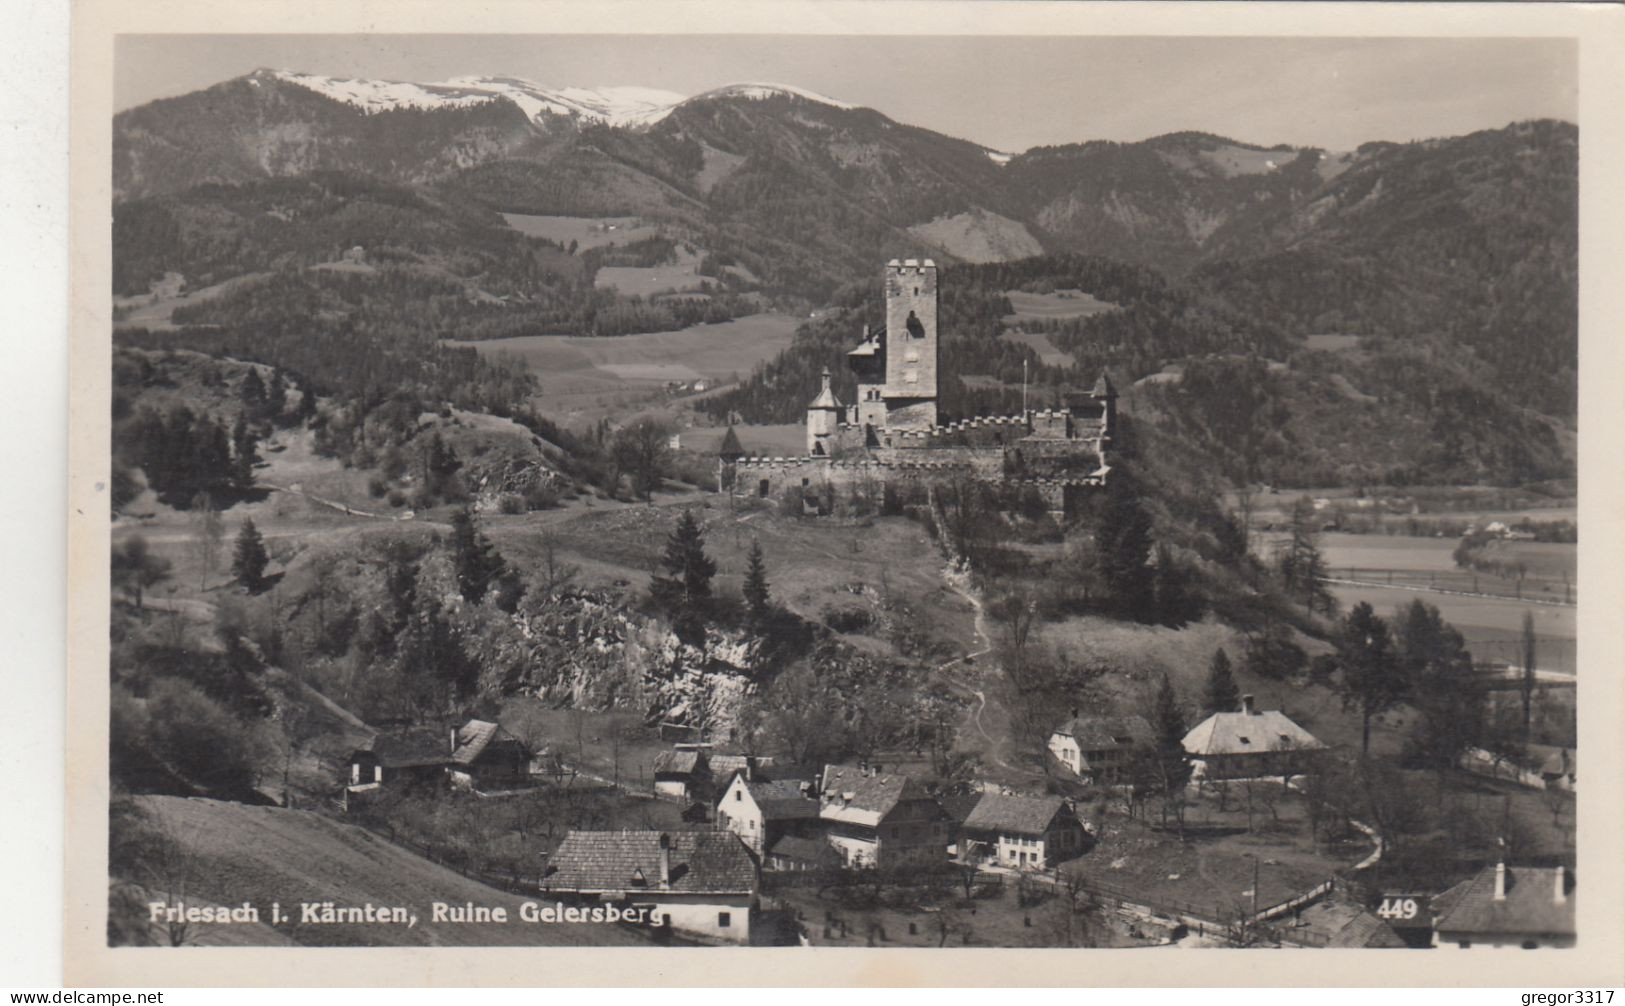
[266,370,288,422]
[1203,647,1241,716]
[230,413,259,489]
[231,518,268,593]
[1335,602,1405,755]
[742,539,771,630]
[651,509,717,646]
[239,368,266,411]
[449,506,507,604]
[1097,479,1154,621]
[1279,496,1333,615]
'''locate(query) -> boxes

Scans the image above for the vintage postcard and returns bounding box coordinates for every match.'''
[65,0,1625,987]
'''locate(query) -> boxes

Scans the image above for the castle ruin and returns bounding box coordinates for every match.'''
[720,259,1114,516]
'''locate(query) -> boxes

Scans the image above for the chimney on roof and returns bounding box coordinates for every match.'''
[1553,866,1567,905]
[449,725,459,755]
[1494,860,1507,901]
[1240,695,1256,715]
[658,833,672,888]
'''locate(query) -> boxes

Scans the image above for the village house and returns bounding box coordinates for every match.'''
[1181,695,1325,783]
[343,728,450,801]
[1430,862,1576,949]
[1047,712,1153,783]
[1537,747,1577,792]
[1283,899,1407,948]
[958,792,1087,870]
[543,830,760,944]
[716,774,822,859]
[448,719,531,789]
[652,747,712,801]
[817,763,953,870]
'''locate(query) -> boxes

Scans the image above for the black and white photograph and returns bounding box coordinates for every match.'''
[53,0,1625,988]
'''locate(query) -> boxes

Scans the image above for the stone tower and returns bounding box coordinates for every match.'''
[880,258,939,431]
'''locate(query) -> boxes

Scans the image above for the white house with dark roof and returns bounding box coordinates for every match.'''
[959,792,1086,869]
[716,774,821,857]
[1181,695,1325,782]
[1431,861,1575,949]
[818,763,953,869]
[1047,712,1153,783]
[543,830,760,944]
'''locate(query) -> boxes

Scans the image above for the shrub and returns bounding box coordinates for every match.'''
[387,489,408,508]
[497,493,526,515]
[523,479,559,511]
[367,476,388,499]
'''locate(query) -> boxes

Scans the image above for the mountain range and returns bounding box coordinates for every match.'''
[112,69,1578,485]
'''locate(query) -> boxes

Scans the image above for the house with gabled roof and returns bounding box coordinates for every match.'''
[1431,861,1575,949]
[716,774,822,859]
[448,719,531,789]
[959,792,1086,869]
[1047,711,1153,783]
[652,748,712,801]
[1181,695,1325,782]
[544,830,760,944]
[818,763,952,870]
[344,728,449,800]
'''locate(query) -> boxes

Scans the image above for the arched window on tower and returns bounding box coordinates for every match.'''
[906,311,925,339]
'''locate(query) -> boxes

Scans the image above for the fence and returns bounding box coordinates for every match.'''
[1324,567,1574,606]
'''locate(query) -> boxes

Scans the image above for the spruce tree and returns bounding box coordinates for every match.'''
[266,370,288,423]
[1203,647,1241,716]
[449,507,507,604]
[1335,602,1405,755]
[231,413,259,489]
[1097,480,1154,621]
[1279,496,1333,615]
[239,368,266,411]
[742,539,771,629]
[232,518,268,592]
[651,509,717,646]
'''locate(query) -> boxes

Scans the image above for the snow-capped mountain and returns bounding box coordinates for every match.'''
[265,69,854,128]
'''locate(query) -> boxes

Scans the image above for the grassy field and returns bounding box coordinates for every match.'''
[124,796,644,946]
[1001,329,1074,368]
[500,213,659,250]
[1253,532,1577,674]
[595,245,707,295]
[1001,289,1118,323]
[448,313,800,425]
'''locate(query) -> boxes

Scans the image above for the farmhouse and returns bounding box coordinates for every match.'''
[544,830,760,944]
[652,748,712,801]
[1181,695,1325,782]
[959,792,1087,870]
[1431,862,1575,949]
[448,719,532,789]
[1537,746,1576,792]
[344,728,450,798]
[716,774,822,857]
[720,259,1115,517]
[1047,712,1153,783]
[817,763,953,869]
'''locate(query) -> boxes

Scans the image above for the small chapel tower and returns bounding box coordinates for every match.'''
[806,367,842,456]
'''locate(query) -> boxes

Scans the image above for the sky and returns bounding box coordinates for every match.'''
[114,35,1577,153]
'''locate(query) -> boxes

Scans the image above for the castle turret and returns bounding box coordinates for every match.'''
[806,367,842,456]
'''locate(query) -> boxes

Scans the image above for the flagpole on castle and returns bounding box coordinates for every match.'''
[1022,357,1029,416]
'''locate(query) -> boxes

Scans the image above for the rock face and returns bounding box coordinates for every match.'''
[505,591,760,735]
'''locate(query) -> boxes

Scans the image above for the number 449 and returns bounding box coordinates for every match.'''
[1377,897,1419,921]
